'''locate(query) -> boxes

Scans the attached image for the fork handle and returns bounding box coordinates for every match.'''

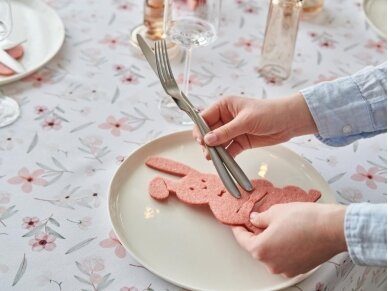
[191,109,254,192]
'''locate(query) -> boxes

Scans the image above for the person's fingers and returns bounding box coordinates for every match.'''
[202,146,211,160]
[204,116,246,146]
[200,96,238,128]
[225,139,246,158]
[192,125,204,145]
[231,226,257,250]
[249,211,270,228]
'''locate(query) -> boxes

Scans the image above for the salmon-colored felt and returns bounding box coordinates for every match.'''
[0,45,24,76]
[146,156,321,234]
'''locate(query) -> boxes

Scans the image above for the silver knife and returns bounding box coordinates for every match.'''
[137,34,254,195]
[0,47,24,73]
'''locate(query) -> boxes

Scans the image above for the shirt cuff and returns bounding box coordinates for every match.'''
[301,63,387,147]
[344,203,387,266]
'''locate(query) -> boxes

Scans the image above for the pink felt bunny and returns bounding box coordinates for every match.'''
[146,156,321,234]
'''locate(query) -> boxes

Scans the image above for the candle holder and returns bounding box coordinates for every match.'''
[129,0,180,59]
[302,0,324,15]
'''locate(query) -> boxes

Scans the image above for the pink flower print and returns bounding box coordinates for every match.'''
[365,39,386,53]
[177,73,201,90]
[29,233,56,251]
[7,167,47,193]
[0,130,22,150]
[315,282,325,291]
[98,116,132,136]
[116,155,125,164]
[68,216,92,230]
[244,5,258,14]
[0,192,10,204]
[81,135,103,153]
[308,31,318,38]
[263,75,283,86]
[320,39,335,48]
[99,230,127,258]
[41,118,62,130]
[121,288,139,291]
[84,166,99,177]
[23,69,53,88]
[79,216,92,230]
[339,187,364,203]
[351,165,386,189]
[117,2,133,10]
[22,216,40,229]
[235,37,260,52]
[80,184,102,207]
[82,135,103,147]
[325,155,338,167]
[113,64,125,72]
[100,35,121,49]
[34,105,49,115]
[79,257,105,274]
[121,73,139,85]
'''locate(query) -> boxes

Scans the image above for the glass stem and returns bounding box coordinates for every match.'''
[182,47,192,96]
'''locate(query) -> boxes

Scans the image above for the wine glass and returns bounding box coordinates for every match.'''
[162,0,221,124]
[0,0,20,128]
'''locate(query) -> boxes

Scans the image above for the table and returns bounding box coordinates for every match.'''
[0,0,386,290]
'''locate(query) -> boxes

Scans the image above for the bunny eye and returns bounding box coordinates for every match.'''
[217,190,226,197]
[189,187,194,190]
[202,186,207,189]
[201,179,206,183]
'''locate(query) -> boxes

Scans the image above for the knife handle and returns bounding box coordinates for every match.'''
[192,110,254,192]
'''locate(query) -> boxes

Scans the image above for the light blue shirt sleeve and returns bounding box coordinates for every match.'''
[345,203,387,266]
[301,63,387,147]
[300,64,387,267]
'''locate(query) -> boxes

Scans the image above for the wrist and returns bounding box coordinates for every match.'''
[320,204,348,253]
[282,92,318,137]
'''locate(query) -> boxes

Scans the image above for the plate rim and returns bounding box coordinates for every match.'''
[362,0,387,39]
[0,0,65,85]
[108,130,332,291]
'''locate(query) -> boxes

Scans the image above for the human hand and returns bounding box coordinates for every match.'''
[232,203,347,277]
[193,94,317,159]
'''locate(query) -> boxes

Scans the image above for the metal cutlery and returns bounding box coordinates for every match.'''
[0,47,24,73]
[136,34,253,198]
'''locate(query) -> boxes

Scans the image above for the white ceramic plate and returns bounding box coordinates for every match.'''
[0,0,65,85]
[109,130,336,291]
[363,0,387,39]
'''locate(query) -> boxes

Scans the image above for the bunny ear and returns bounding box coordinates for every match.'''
[145,156,198,177]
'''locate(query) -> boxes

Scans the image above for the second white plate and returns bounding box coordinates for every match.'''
[109,130,337,291]
[0,0,65,85]
[363,0,387,39]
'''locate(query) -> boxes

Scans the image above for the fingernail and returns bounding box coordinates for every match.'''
[204,132,217,144]
[250,212,257,221]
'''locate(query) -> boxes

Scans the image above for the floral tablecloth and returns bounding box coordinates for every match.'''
[0,0,386,290]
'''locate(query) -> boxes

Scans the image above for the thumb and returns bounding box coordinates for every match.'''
[250,211,270,228]
[204,117,245,146]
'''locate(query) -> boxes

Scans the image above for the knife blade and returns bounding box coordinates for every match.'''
[0,47,24,74]
[137,34,158,75]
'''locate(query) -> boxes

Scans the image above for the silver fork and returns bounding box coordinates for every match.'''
[154,39,254,198]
